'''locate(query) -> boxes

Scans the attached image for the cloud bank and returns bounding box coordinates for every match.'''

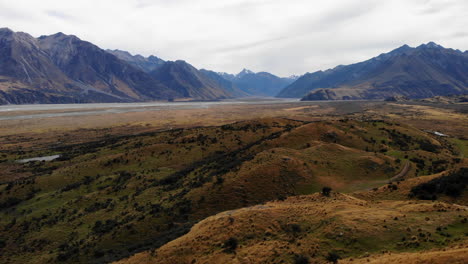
[1,0,467,76]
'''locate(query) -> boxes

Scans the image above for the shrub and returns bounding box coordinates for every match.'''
[222,237,238,253]
[322,187,332,197]
[294,254,309,264]
[418,139,440,153]
[92,219,118,235]
[0,197,22,209]
[326,252,340,263]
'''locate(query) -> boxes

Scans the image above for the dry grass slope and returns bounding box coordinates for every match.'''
[116,193,467,264]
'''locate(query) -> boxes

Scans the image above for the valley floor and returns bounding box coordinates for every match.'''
[0,99,467,263]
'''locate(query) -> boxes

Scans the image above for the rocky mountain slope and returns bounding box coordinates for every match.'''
[199,69,249,98]
[278,43,468,100]
[0,28,86,104]
[106,50,165,73]
[149,60,235,100]
[0,28,237,104]
[38,33,177,101]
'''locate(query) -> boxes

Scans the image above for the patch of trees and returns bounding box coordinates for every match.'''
[61,175,94,192]
[55,154,72,161]
[410,168,467,200]
[85,199,114,213]
[0,184,40,210]
[322,187,332,196]
[222,237,238,253]
[417,139,440,153]
[321,132,339,143]
[221,123,270,132]
[326,252,341,264]
[429,160,449,174]
[30,165,58,176]
[294,254,309,264]
[0,197,23,209]
[380,128,412,151]
[410,157,426,170]
[92,219,119,235]
[114,171,133,185]
[103,156,129,167]
[283,223,302,236]
[56,241,80,261]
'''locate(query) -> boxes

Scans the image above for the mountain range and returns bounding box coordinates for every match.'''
[0,28,295,104]
[1,27,467,104]
[0,28,181,104]
[278,42,468,100]
[219,69,297,97]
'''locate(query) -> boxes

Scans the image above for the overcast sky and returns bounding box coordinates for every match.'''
[1,0,467,76]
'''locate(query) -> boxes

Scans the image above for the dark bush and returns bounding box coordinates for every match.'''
[289,223,301,233]
[0,197,23,209]
[410,168,467,200]
[322,187,332,196]
[92,219,118,235]
[222,237,238,253]
[418,139,440,153]
[326,252,340,263]
[294,254,309,264]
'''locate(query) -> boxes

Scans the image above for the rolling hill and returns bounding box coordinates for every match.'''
[277,42,468,100]
[118,193,467,264]
[1,118,465,263]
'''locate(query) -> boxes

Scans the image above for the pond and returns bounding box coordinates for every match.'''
[17,155,61,163]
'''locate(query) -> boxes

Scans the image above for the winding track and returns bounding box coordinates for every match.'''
[388,161,411,183]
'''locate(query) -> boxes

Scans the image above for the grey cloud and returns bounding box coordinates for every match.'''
[1,0,467,76]
[45,10,78,21]
[313,1,378,29]
[213,36,291,53]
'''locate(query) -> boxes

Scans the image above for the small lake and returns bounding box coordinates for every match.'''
[17,155,61,163]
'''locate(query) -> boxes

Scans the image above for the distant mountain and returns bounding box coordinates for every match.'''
[149,60,234,100]
[199,69,249,98]
[278,42,468,100]
[106,49,165,72]
[219,69,296,97]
